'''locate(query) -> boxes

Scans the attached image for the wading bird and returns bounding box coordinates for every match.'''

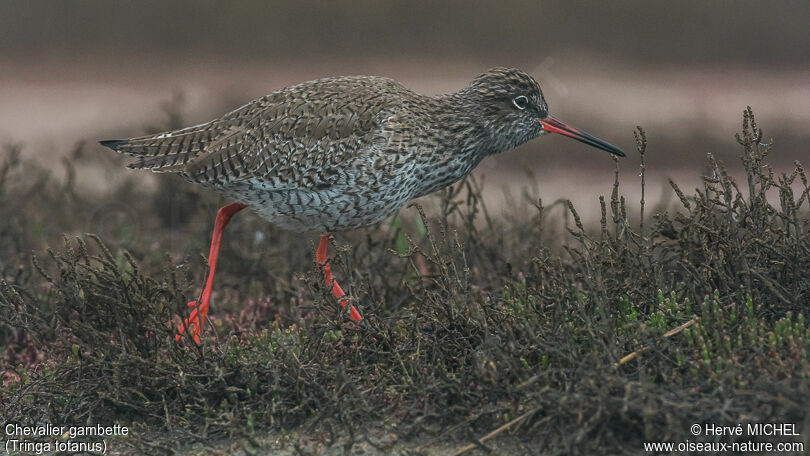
[101,67,624,343]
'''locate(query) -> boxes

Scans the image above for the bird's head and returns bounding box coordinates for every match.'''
[467,67,624,157]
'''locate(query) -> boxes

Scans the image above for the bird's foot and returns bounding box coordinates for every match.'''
[317,235,363,322]
[346,303,363,322]
[176,300,209,344]
[334,288,363,322]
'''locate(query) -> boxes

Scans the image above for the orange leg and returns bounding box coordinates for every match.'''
[177,202,247,343]
[316,235,363,321]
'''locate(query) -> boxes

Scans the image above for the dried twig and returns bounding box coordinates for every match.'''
[617,319,696,366]
[453,408,539,456]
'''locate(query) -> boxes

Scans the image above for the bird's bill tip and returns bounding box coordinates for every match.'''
[539,116,625,157]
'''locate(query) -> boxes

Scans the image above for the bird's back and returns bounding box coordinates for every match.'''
[102,75,413,190]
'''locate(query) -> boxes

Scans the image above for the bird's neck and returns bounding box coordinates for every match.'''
[401,91,497,199]
[429,90,496,159]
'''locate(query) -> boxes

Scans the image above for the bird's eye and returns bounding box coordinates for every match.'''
[512,95,529,110]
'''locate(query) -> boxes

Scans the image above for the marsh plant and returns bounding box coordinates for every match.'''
[1,108,807,454]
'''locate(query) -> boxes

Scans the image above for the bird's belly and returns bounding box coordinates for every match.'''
[219,178,418,232]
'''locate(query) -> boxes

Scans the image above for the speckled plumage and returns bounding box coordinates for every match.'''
[102,68,615,232]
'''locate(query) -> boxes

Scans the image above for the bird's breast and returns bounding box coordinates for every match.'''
[407,146,484,198]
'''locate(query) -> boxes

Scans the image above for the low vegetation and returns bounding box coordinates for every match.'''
[1,108,808,454]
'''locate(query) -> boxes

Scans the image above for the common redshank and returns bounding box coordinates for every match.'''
[101,67,624,343]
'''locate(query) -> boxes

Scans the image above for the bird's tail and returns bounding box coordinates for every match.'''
[99,121,217,172]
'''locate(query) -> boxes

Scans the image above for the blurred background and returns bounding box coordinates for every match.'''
[2,0,809,221]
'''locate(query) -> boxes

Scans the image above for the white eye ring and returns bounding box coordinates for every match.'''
[512,95,529,110]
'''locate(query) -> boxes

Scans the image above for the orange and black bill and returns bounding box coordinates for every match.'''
[540,116,625,157]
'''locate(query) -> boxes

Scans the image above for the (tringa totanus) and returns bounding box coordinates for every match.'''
[101,67,624,343]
